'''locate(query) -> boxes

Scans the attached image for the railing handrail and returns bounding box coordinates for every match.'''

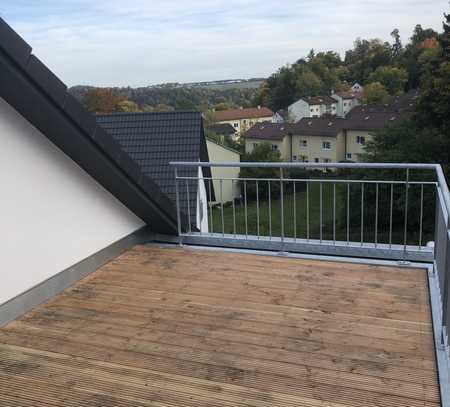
[170,161,438,169]
[170,161,450,219]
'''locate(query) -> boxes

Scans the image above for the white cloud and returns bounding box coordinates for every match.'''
[2,0,447,87]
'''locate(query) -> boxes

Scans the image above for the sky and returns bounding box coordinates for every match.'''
[1,1,448,87]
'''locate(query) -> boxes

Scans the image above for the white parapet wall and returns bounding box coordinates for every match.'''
[0,97,145,306]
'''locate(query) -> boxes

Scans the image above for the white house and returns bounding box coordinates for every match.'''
[288,95,337,122]
[331,91,362,117]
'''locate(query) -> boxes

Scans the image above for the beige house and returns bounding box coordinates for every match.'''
[244,123,293,161]
[213,106,274,137]
[206,138,241,204]
[243,100,414,163]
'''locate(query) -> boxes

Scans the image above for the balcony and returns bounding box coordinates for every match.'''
[0,162,449,406]
[0,245,442,406]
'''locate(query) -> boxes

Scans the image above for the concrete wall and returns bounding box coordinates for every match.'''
[0,97,145,306]
[206,139,241,204]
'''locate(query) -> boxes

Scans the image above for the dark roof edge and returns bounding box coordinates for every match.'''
[0,18,182,234]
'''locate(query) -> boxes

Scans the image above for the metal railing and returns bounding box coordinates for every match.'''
[171,161,450,352]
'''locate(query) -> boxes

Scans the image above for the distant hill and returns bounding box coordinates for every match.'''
[69,78,265,111]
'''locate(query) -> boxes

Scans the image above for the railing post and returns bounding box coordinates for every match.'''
[280,167,285,251]
[174,166,183,246]
[442,230,450,346]
[402,168,410,262]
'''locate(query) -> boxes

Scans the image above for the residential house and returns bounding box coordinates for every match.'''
[206,138,241,204]
[206,122,237,141]
[343,105,412,161]
[244,123,294,161]
[273,109,289,123]
[213,106,274,137]
[331,90,362,117]
[96,112,212,232]
[288,95,337,122]
[291,118,347,163]
[245,100,413,163]
[351,82,364,93]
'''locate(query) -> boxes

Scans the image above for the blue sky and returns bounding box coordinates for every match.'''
[1,1,448,87]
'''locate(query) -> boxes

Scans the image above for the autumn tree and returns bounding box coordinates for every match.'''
[362,82,390,104]
[83,88,126,113]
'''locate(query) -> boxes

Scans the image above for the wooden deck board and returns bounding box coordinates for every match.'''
[0,245,441,406]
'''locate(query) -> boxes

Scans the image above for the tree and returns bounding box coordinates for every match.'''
[362,82,390,104]
[83,88,126,113]
[240,143,282,200]
[367,66,408,94]
[391,29,403,59]
[116,100,140,112]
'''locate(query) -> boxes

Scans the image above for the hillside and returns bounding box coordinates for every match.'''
[69,79,263,111]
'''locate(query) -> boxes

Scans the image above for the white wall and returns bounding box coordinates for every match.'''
[288,99,310,122]
[0,97,145,305]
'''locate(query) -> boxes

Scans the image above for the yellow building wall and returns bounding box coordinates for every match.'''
[345,130,372,162]
[291,132,345,163]
[245,137,291,161]
[217,116,272,136]
[206,139,241,204]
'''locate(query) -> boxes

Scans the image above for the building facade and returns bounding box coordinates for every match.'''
[213,106,274,137]
[206,138,241,204]
[288,96,337,122]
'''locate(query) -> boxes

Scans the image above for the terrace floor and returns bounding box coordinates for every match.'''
[0,245,441,406]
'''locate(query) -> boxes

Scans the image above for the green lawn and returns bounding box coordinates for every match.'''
[208,182,433,245]
[210,183,346,241]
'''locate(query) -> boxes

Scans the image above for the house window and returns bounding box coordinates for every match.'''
[233,122,239,128]
[299,155,308,162]
[314,158,319,163]
[253,143,258,149]
[323,158,331,163]
[243,120,247,124]
[322,141,331,150]
[271,144,278,151]
[300,140,307,148]
[356,136,366,145]
[346,153,352,159]
[292,155,297,161]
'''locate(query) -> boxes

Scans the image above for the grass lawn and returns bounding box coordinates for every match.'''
[209,181,433,245]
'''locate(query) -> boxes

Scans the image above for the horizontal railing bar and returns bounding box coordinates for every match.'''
[170,161,439,170]
[175,176,436,186]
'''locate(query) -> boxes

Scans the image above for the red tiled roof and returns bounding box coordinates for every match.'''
[214,107,274,121]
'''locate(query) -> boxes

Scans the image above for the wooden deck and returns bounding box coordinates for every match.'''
[0,245,441,407]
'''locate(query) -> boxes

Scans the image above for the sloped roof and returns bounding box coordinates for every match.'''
[334,91,362,100]
[214,107,273,121]
[344,110,412,131]
[302,95,337,106]
[0,17,181,234]
[294,118,347,136]
[244,123,296,140]
[96,112,212,226]
[206,123,237,135]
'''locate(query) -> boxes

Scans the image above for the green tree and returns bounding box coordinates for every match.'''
[362,82,390,104]
[116,100,141,112]
[367,66,408,94]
